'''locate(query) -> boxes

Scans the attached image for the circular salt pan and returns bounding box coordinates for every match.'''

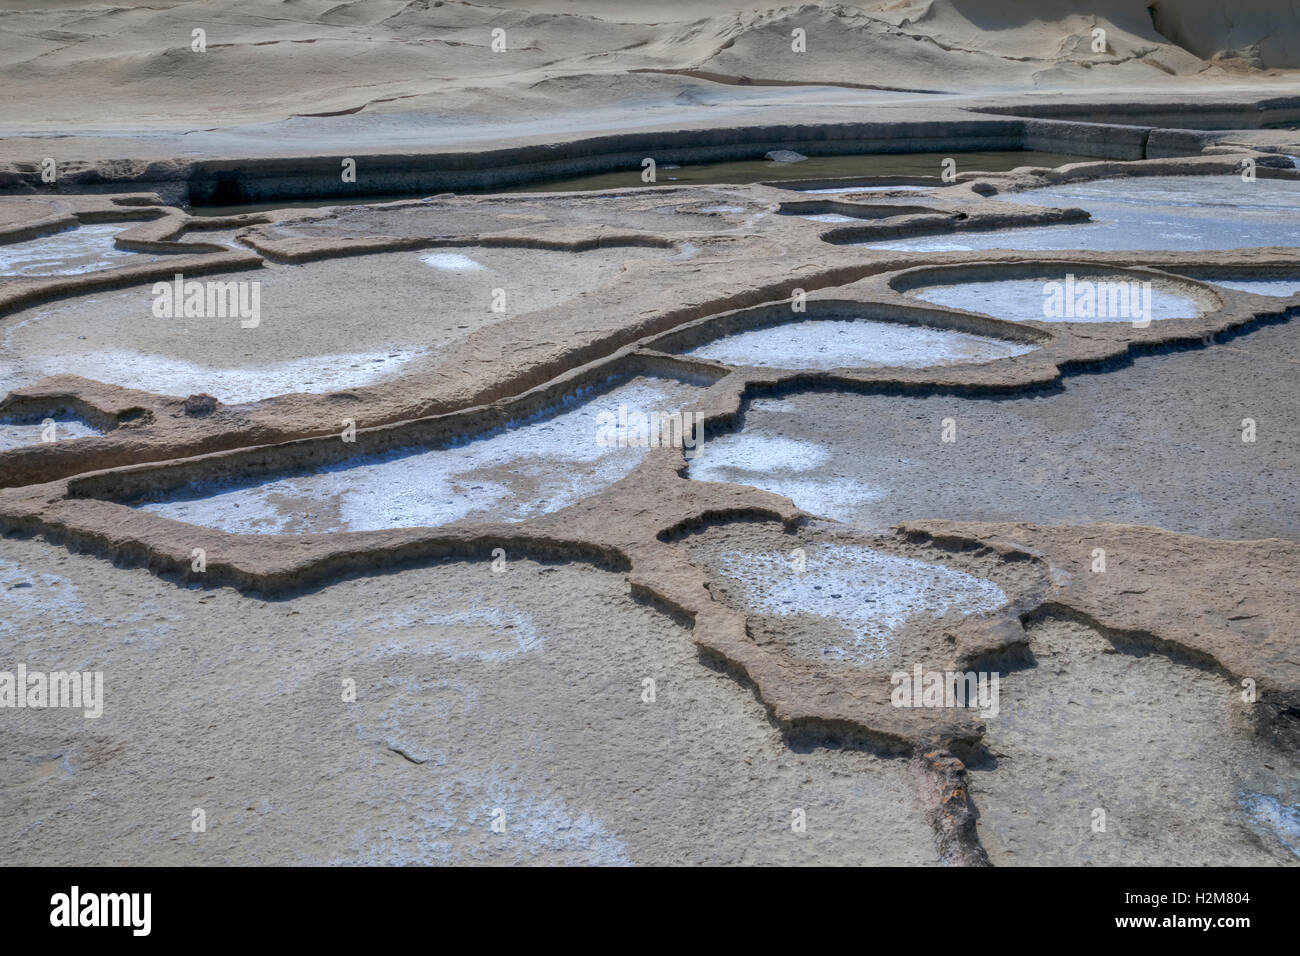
[913,276,1203,324]
[683,318,1036,369]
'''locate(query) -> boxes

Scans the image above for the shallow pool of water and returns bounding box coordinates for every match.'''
[186,151,1090,215]
[682,318,1037,369]
[797,185,934,194]
[912,276,1204,323]
[857,175,1300,252]
[506,151,1090,194]
[135,375,701,533]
